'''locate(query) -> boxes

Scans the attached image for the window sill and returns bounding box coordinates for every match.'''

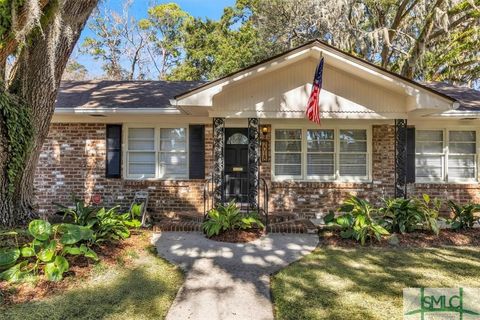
[123,177,203,182]
[271,178,372,184]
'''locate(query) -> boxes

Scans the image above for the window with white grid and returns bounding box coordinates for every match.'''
[274,129,302,177]
[448,131,476,181]
[415,130,444,181]
[339,129,368,177]
[273,128,369,180]
[416,129,478,182]
[127,128,156,178]
[307,129,335,178]
[126,127,188,179]
[159,128,187,179]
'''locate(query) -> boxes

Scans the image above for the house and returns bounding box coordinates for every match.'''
[34,39,480,228]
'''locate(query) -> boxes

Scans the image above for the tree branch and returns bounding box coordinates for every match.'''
[0,0,50,63]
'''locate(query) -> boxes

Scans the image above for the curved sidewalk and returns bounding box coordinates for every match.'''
[153,232,319,320]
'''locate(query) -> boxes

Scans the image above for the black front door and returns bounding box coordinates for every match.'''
[224,128,249,202]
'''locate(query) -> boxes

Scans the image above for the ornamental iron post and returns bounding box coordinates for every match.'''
[213,118,225,205]
[248,118,260,210]
[394,119,408,198]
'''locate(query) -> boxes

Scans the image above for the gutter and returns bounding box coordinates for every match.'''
[54,107,181,115]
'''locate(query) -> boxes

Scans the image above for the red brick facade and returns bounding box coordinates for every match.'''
[34,122,480,220]
[34,123,210,220]
[265,125,396,218]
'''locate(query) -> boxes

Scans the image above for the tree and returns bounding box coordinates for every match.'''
[0,1,98,226]
[251,0,480,86]
[138,3,192,79]
[62,60,89,80]
[80,0,148,80]
[169,0,265,80]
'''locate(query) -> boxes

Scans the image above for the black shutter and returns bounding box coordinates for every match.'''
[189,125,205,179]
[106,124,122,178]
[406,127,415,183]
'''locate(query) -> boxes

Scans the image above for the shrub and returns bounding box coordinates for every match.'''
[414,194,441,235]
[379,197,424,234]
[379,194,441,235]
[93,206,141,243]
[56,196,97,227]
[0,220,98,282]
[202,201,265,237]
[325,196,389,245]
[446,200,480,230]
[56,198,142,244]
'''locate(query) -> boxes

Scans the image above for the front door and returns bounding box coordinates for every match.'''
[224,128,249,202]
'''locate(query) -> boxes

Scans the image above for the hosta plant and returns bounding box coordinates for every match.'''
[93,206,141,243]
[202,201,265,237]
[0,220,98,282]
[325,196,389,245]
[56,198,142,244]
[446,200,480,230]
[55,196,97,227]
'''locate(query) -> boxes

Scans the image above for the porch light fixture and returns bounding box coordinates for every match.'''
[260,125,270,162]
[261,125,269,137]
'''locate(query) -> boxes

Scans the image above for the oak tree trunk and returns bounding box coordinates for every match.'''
[0,0,99,227]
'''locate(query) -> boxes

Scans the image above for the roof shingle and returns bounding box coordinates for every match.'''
[423,82,480,111]
[55,80,203,109]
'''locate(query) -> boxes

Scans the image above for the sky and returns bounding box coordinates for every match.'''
[74,0,235,77]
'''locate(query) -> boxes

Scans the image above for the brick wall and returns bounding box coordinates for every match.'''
[35,122,480,220]
[34,123,211,219]
[263,124,396,218]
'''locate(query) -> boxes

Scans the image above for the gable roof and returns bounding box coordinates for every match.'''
[53,40,479,117]
[174,39,456,104]
[55,80,202,110]
[423,82,480,111]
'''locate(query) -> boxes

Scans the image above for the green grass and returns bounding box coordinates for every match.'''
[271,246,480,320]
[0,245,184,320]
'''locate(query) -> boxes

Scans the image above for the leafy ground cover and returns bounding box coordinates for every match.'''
[271,239,480,320]
[0,231,183,320]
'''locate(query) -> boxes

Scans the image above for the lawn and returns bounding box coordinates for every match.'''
[0,232,184,320]
[271,245,480,320]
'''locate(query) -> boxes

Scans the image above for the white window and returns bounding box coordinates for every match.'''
[126,127,188,179]
[274,128,369,181]
[416,129,477,182]
[307,129,335,178]
[274,129,302,177]
[159,128,187,179]
[127,128,156,178]
[339,129,368,177]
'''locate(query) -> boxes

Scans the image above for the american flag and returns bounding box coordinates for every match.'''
[306,57,324,124]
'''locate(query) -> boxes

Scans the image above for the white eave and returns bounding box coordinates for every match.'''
[55,107,182,115]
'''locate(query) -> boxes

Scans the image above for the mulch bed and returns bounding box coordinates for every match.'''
[319,228,480,247]
[0,230,149,305]
[209,229,264,243]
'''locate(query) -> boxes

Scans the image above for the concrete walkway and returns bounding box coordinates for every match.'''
[153,232,319,320]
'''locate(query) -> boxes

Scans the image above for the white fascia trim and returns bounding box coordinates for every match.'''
[425,110,480,118]
[55,107,181,115]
